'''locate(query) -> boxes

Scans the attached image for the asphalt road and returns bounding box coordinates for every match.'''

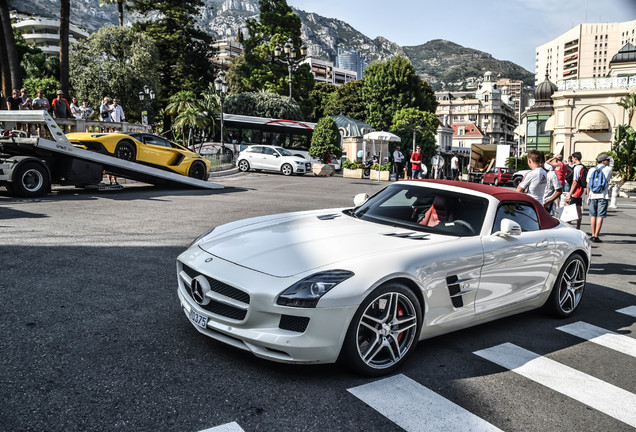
[1,173,635,432]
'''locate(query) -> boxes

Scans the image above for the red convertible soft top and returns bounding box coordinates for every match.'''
[414,180,560,230]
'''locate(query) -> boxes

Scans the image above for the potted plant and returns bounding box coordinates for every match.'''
[309,117,342,176]
[370,162,392,181]
[342,159,365,179]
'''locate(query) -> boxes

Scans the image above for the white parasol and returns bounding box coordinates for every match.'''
[363,131,401,181]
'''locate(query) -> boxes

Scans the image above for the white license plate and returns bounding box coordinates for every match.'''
[189,309,208,329]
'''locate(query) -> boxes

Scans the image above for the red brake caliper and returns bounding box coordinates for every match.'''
[396,305,405,343]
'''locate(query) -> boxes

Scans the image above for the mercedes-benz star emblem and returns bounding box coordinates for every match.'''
[190,276,211,306]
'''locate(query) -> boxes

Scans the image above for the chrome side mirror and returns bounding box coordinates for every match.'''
[353,193,369,207]
[494,218,522,237]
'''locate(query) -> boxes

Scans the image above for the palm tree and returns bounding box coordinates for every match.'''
[59,0,70,94]
[0,0,21,92]
[165,91,203,117]
[100,0,126,27]
[173,108,212,147]
[618,93,636,125]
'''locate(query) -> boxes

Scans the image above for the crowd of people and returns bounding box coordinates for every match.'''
[4,88,124,123]
[517,150,613,243]
[391,145,461,181]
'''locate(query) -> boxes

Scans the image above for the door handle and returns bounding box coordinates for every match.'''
[535,239,549,248]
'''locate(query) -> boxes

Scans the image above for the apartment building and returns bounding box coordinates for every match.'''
[11,14,89,57]
[535,20,636,84]
[435,71,518,147]
[301,57,358,86]
[212,40,244,70]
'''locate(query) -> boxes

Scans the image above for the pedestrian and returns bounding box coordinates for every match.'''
[451,153,459,180]
[543,163,563,216]
[546,154,572,188]
[109,98,125,123]
[100,97,113,122]
[564,152,586,230]
[79,100,94,120]
[586,153,612,243]
[32,90,50,111]
[6,89,21,110]
[51,90,70,118]
[70,97,82,119]
[19,89,32,110]
[393,145,404,181]
[517,150,547,203]
[410,145,423,179]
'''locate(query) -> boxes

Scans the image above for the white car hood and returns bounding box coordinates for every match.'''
[198,210,452,277]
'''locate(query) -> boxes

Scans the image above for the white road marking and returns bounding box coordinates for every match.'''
[199,422,245,432]
[474,343,636,428]
[348,374,503,432]
[557,321,636,358]
[617,306,636,318]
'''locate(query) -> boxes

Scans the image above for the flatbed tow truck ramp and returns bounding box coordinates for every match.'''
[0,111,223,197]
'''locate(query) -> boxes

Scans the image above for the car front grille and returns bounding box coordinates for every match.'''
[181,263,250,320]
[305,163,311,170]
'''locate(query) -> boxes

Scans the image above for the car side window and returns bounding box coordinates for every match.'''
[262,147,276,156]
[144,135,171,148]
[493,202,540,232]
[247,146,262,153]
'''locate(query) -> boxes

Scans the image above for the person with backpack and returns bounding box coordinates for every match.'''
[586,153,612,243]
[564,152,586,230]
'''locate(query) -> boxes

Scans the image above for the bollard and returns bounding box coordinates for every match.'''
[609,183,618,209]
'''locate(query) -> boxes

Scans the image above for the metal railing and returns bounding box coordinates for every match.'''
[1,114,150,139]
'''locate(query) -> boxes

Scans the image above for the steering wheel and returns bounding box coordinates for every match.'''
[452,219,475,235]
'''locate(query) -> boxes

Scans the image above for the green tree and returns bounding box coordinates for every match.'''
[69,26,160,121]
[308,82,337,122]
[224,91,303,120]
[323,80,366,121]
[23,77,60,102]
[618,93,636,125]
[228,0,314,118]
[614,124,636,181]
[128,0,217,134]
[1,0,21,93]
[391,109,439,163]
[309,116,342,163]
[362,56,437,131]
[173,107,212,147]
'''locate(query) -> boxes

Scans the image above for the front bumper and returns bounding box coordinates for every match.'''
[176,250,356,364]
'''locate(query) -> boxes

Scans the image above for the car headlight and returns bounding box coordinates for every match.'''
[188,228,215,248]
[276,270,354,308]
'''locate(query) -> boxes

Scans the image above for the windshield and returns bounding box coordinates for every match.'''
[349,183,489,236]
[275,147,293,156]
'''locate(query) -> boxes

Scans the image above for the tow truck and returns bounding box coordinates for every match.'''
[0,111,223,197]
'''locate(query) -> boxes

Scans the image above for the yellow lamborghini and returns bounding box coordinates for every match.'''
[66,132,211,180]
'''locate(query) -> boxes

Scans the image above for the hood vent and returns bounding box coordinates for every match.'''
[383,232,431,240]
[446,275,474,308]
[316,213,341,220]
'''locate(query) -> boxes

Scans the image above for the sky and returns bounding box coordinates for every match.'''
[287,0,636,72]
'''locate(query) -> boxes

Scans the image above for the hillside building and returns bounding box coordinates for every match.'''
[11,13,89,57]
[212,39,243,70]
[535,20,636,85]
[336,47,365,79]
[301,57,358,86]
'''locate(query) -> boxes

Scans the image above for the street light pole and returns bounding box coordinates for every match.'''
[214,70,229,158]
[274,37,307,115]
[138,85,156,131]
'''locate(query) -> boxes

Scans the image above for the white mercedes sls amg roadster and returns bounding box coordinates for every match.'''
[177,180,590,375]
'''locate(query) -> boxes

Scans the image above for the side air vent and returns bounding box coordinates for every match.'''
[383,232,430,240]
[446,275,464,308]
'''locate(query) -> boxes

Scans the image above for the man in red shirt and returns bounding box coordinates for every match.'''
[410,145,423,179]
[546,154,571,188]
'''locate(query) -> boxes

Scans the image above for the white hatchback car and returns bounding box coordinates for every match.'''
[236,145,312,176]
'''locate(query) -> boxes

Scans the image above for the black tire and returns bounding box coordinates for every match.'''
[339,283,422,376]
[281,163,293,176]
[237,159,250,172]
[10,162,50,198]
[114,140,136,161]
[513,177,522,188]
[544,254,587,318]
[188,161,207,180]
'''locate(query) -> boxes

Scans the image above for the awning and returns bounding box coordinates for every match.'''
[545,114,556,132]
[578,111,609,132]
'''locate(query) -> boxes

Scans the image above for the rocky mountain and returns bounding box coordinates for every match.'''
[9,0,534,90]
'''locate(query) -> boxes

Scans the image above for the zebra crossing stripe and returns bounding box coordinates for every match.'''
[557,322,636,358]
[617,306,636,318]
[198,422,244,432]
[348,374,503,432]
[474,343,636,428]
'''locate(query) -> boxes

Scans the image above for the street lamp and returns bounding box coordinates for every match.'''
[138,85,156,129]
[274,37,307,104]
[214,70,230,158]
